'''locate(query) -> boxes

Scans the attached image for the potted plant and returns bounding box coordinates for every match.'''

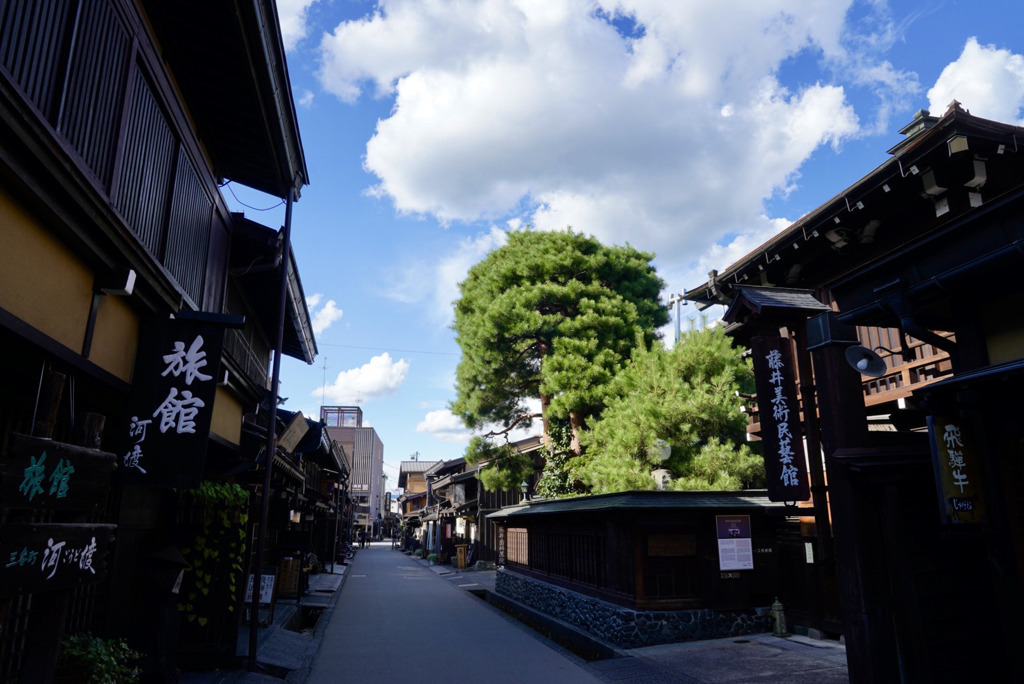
[426,552,439,565]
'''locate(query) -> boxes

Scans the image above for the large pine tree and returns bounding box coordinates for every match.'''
[579,325,765,493]
[451,228,666,486]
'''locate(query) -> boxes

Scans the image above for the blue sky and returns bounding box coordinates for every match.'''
[225,0,1024,492]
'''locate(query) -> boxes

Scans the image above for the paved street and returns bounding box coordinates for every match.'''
[306,543,603,683]
[301,543,848,684]
[181,541,847,682]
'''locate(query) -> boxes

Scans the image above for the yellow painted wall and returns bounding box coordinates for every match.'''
[0,187,139,382]
[90,295,139,382]
[0,188,92,352]
[210,385,243,445]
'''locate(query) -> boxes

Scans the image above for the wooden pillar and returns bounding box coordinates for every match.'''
[811,343,899,682]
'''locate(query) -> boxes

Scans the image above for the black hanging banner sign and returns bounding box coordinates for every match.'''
[0,434,116,512]
[0,523,116,596]
[121,316,225,489]
[750,336,810,502]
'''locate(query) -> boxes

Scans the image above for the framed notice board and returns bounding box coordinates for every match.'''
[244,568,277,625]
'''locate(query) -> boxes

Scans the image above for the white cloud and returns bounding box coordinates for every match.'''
[415,402,542,446]
[276,0,316,51]
[308,296,343,335]
[316,353,410,403]
[416,409,471,443]
[316,0,903,275]
[298,90,314,108]
[385,225,508,325]
[928,38,1024,125]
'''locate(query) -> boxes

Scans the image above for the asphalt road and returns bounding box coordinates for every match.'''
[306,544,604,683]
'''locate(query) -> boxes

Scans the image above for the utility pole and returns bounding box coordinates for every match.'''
[668,292,685,345]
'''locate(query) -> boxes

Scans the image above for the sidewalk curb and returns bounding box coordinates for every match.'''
[282,564,352,683]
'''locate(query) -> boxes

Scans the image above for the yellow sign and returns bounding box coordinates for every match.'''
[928,415,985,524]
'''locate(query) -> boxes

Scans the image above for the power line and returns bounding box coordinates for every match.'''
[222,181,286,212]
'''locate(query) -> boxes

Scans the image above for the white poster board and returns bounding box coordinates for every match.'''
[716,515,754,571]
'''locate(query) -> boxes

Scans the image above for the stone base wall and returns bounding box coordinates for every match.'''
[495,569,772,649]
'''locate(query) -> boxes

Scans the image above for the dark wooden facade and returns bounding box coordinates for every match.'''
[685,104,1024,682]
[0,0,314,679]
[411,438,546,565]
[488,491,789,611]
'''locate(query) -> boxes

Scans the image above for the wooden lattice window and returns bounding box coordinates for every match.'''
[507,527,529,566]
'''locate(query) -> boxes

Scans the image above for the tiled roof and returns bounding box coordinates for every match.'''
[487,489,783,520]
[399,460,439,473]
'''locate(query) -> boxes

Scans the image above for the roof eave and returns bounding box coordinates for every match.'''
[141,0,308,199]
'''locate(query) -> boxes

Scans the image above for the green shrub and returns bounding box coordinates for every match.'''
[413,549,423,558]
[58,632,141,683]
[426,553,439,563]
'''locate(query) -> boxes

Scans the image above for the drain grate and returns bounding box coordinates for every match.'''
[285,606,324,634]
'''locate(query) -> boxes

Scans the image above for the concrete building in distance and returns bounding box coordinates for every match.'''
[323,406,384,538]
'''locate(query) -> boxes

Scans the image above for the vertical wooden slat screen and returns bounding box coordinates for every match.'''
[115,66,176,257]
[507,528,529,566]
[165,147,212,306]
[58,0,129,188]
[223,284,272,388]
[0,0,75,119]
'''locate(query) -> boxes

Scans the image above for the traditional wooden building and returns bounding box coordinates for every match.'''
[684,103,1024,681]
[0,0,313,678]
[412,436,546,566]
[397,458,438,552]
[276,410,352,570]
[488,490,788,648]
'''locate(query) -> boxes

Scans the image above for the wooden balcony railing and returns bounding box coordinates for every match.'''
[744,330,955,437]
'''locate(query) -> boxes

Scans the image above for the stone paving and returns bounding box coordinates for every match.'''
[182,543,848,683]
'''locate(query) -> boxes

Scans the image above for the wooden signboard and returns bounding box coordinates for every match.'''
[244,568,277,626]
[648,534,697,557]
[245,568,277,605]
[928,414,986,524]
[750,336,811,502]
[121,316,224,489]
[0,523,116,597]
[278,558,301,597]
[0,433,116,511]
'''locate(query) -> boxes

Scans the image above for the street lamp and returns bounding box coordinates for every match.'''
[520,481,529,503]
[651,439,672,490]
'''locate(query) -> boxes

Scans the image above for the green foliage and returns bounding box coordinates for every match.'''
[465,436,535,492]
[413,549,424,558]
[58,632,141,683]
[667,437,765,491]
[535,416,587,498]
[426,553,440,563]
[451,227,666,482]
[177,481,249,628]
[579,325,764,493]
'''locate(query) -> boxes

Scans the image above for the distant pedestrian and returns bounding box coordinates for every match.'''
[359,530,366,548]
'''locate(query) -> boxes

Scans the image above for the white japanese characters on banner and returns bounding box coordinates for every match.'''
[122,317,224,489]
[928,414,985,524]
[0,524,115,595]
[751,336,810,502]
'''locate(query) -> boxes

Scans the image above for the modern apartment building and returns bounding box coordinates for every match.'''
[323,406,385,537]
